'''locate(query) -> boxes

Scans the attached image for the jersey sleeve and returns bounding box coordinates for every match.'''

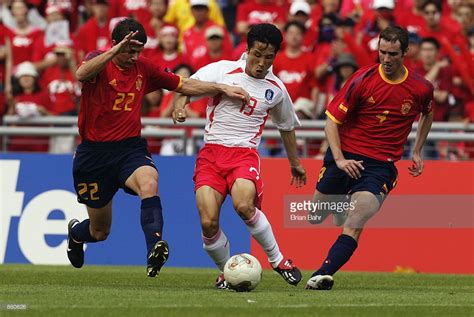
[189,61,225,101]
[142,58,181,93]
[269,85,300,131]
[325,68,366,124]
[421,82,434,114]
[78,50,105,86]
[191,61,223,83]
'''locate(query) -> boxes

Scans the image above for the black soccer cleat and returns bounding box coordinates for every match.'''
[273,258,302,286]
[305,274,334,290]
[147,240,169,277]
[215,273,230,290]
[67,219,84,268]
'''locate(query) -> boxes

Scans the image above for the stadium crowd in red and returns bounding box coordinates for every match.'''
[0,0,472,158]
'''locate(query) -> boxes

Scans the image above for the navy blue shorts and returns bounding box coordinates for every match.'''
[316,150,398,203]
[73,137,157,208]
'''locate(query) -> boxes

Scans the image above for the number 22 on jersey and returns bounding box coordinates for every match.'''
[113,92,135,111]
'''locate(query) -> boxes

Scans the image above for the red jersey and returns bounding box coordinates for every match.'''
[326,64,434,162]
[191,51,232,72]
[182,22,233,62]
[75,18,111,56]
[236,2,287,26]
[414,64,454,121]
[41,65,80,115]
[5,27,43,66]
[273,51,316,101]
[78,52,181,142]
[145,50,187,72]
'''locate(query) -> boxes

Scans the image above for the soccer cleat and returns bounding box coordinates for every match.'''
[67,219,84,268]
[215,273,229,290]
[273,258,302,286]
[147,240,169,277]
[305,274,334,290]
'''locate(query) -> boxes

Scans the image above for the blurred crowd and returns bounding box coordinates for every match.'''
[0,0,473,158]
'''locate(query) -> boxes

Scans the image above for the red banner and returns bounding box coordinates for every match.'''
[253,159,474,274]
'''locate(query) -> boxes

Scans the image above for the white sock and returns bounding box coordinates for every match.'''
[245,208,283,268]
[202,229,230,272]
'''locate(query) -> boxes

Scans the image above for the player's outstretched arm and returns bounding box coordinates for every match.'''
[325,118,364,179]
[409,111,434,177]
[175,78,250,103]
[172,93,190,124]
[76,31,142,82]
[279,129,307,188]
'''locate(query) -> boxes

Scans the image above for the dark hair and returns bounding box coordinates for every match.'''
[422,0,441,12]
[420,37,440,50]
[247,23,283,53]
[111,18,147,45]
[284,21,306,34]
[379,26,409,52]
[11,76,41,96]
[172,63,194,75]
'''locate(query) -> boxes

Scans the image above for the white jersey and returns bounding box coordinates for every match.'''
[190,59,300,148]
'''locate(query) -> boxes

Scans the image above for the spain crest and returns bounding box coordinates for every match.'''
[401,99,412,115]
[136,75,143,91]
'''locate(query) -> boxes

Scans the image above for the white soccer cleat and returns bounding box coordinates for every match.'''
[305,274,334,290]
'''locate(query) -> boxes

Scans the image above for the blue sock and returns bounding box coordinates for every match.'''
[313,234,358,276]
[71,219,98,243]
[141,196,164,254]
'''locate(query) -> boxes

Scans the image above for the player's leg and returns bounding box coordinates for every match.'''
[196,185,229,288]
[306,191,381,290]
[309,153,351,225]
[230,178,302,286]
[69,145,118,269]
[68,201,113,268]
[125,165,168,277]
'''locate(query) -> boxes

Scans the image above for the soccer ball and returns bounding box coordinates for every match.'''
[224,253,262,292]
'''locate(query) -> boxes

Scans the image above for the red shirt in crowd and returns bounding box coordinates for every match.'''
[273,51,316,101]
[414,64,454,121]
[41,65,80,115]
[75,18,111,57]
[146,50,188,72]
[5,27,43,66]
[10,92,52,152]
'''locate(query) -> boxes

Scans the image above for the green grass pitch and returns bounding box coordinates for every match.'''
[1,264,473,316]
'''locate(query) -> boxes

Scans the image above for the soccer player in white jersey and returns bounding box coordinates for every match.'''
[173,23,307,288]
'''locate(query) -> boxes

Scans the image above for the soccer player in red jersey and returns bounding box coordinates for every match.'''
[305,26,434,290]
[66,18,250,277]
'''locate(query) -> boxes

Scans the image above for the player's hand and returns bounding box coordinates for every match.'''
[290,164,307,188]
[110,31,143,56]
[335,159,364,179]
[220,84,250,104]
[172,108,187,124]
[408,152,423,177]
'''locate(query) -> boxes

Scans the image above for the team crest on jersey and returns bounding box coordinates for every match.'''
[265,89,274,101]
[401,99,413,115]
[136,75,143,91]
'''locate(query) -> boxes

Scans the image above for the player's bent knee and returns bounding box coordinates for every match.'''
[90,228,110,241]
[234,202,255,220]
[138,178,158,197]
[201,218,220,237]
